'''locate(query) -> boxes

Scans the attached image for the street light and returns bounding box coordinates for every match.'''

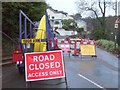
[114,0,118,49]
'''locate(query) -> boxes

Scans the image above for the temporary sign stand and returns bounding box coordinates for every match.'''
[72,40,80,56]
[63,54,69,90]
[24,50,68,89]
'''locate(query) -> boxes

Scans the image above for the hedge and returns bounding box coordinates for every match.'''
[96,39,119,53]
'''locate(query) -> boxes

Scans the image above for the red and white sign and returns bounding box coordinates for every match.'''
[25,50,65,82]
[115,18,120,24]
[114,18,120,29]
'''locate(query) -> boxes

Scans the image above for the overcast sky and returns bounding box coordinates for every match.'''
[45,0,120,18]
[45,0,78,15]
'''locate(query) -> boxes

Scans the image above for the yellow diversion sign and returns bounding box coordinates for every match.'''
[80,45,96,56]
[21,39,41,44]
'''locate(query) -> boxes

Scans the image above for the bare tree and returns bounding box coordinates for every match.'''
[76,0,116,38]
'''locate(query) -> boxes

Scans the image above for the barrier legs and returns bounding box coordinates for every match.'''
[72,40,80,56]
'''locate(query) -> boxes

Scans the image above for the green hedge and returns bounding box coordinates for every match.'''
[96,39,118,52]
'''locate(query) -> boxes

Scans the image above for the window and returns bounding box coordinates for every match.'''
[55,21,59,24]
[52,16,54,19]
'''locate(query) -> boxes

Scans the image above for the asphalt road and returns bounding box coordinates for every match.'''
[2,47,119,89]
[1,36,119,89]
[64,53,118,88]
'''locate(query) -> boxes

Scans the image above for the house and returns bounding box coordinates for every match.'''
[33,8,87,36]
[46,7,78,36]
[46,7,73,31]
[55,28,77,36]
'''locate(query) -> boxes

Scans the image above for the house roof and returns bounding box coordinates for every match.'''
[47,6,68,15]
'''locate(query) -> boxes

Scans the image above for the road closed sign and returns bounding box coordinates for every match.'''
[25,50,65,82]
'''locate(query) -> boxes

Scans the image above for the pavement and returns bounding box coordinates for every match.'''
[96,47,118,69]
[1,56,12,65]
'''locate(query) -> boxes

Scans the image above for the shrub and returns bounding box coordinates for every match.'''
[92,30,105,40]
[97,39,118,54]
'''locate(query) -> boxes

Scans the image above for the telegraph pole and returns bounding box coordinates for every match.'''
[118,1,120,58]
[114,0,118,49]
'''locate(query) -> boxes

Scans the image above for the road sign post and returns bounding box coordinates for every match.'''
[114,17,120,49]
[115,23,118,29]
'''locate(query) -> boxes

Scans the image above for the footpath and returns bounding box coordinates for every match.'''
[96,47,119,69]
[1,56,12,65]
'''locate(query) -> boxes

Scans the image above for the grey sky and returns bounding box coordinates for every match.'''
[45,0,78,15]
[46,0,120,18]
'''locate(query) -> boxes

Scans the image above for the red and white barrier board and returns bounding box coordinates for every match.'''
[25,50,65,82]
[61,44,70,52]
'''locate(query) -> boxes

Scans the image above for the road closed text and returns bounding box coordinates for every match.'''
[29,62,60,70]
[28,55,60,70]
[25,50,65,81]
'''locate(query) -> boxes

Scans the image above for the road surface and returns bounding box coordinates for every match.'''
[2,46,119,89]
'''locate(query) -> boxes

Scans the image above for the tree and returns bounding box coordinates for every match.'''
[91,29,104,40]
[74,13,82,20]
[117,16,120,54]
[62,19,76,30]
[76,28,84,36]
[76,0,116,39]
[2,2,47,39]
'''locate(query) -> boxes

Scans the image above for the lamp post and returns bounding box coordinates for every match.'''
[114,0,118,49]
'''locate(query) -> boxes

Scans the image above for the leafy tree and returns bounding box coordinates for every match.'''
[117,16,120,54]
[92,29,104,40]
[62,25,69,30]
[77,28,84,33]
[83,15,117,40]
[76,0,116,39]
[2,2,47,39]
[62,19,76,30]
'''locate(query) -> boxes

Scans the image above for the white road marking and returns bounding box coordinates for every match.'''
[78,74,105,89]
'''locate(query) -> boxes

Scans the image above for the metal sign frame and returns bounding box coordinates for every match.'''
[19,10,35,52]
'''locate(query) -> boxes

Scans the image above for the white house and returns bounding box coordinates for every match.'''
[46,7,78,36]
[33,8,87,36]
[47,7,73,30]
[56,28,77,36]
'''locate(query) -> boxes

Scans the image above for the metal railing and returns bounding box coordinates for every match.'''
[19,10,35,52]
[1,31,17,58]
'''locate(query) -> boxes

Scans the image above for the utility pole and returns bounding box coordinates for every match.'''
[114,0,118,49]
[115,0,117,17]
[118,1,120,59]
